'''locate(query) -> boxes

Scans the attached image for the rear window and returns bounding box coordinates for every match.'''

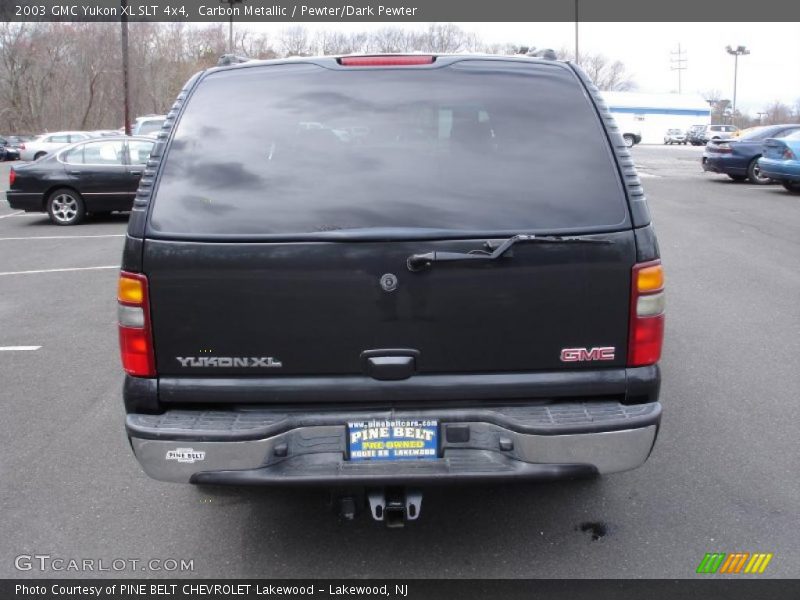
[149,60,627,237]
[739,126,784,141]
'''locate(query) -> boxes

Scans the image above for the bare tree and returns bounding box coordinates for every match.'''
[279,26,311,57]
[418,23,479,53]
[370,27,417,53]
[0,22,649,134]
[763,100,793,125]
[236,28,277,59]
[314,30,369,55]
[478,42,525,56]
[557,48,635,91]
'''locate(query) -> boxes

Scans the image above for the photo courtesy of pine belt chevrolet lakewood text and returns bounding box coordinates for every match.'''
[117,54,665,527]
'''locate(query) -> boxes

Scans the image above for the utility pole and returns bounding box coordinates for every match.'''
[219,0,244,54]
[121,0,131,135]
[757,111,767,124]
[726,45,750,126]
[574,0,579,65]
[670,43,687,94]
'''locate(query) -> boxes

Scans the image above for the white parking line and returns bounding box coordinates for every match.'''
[0,346,41,351]
[0,211,24,219]
[0,265,118,276]
[0,234,125,241]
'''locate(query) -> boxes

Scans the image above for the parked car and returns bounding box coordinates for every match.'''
[621,130,642,148]
[686,124,707,145]
[119,54,665,526]
[663,129,687,145]
[695,124,738,145]
[91,129,123,137]
[730,127,758,139]
[2,135,34,161]
[758,130,800,194]
[131,115,166,137]
[6,136,155,225]
[18,131,94,161]
[702,124,800,184]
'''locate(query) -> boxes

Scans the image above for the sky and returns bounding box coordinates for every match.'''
[245,21,800,114]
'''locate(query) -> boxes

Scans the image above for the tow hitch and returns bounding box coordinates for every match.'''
[335,487,423,527]
[368,488,423,528]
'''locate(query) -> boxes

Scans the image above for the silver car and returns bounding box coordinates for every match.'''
[19,131,93,161]
[663,129,687,145]
[131,115,167,137]
[699,124,738,144]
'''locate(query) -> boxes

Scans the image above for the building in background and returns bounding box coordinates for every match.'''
[601,92,712,144]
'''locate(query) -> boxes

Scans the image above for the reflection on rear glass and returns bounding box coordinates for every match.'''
[150,61,627,236]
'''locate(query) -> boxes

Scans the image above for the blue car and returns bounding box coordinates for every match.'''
[702,124,800,184]
[758,130,800,194]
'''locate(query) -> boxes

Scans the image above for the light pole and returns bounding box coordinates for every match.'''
[725,45,749,126]
[574,0,579,65]
[121,0,131,135]
[220,0,244,54]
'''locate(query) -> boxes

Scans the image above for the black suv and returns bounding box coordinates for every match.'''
[119,55,664,524]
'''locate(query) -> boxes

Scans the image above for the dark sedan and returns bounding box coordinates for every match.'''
[702,124,800,184]
[6,136,154,225]
[2,135,35,161]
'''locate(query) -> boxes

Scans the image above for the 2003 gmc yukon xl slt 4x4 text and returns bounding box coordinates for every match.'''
[119,54,665,525]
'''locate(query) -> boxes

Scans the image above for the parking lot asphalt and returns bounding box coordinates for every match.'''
[1,145,798,578]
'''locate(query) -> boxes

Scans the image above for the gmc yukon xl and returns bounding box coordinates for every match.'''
[119,54,665,525]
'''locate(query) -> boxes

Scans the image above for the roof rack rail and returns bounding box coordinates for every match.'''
[217,54,251,66]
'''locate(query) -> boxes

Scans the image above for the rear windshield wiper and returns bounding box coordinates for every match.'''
[406,234,613,272]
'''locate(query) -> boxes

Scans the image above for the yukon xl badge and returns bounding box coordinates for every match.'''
[166,448,205,464]
[560,347,616,362]
[176,356,283,368]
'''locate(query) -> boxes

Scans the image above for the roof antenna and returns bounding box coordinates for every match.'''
[527,48,557,60]
[217,54,251,66]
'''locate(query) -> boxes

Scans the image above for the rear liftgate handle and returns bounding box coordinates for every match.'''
[360,349,420,381]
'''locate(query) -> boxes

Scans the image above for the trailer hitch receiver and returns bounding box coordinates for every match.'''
[367,488,423,528]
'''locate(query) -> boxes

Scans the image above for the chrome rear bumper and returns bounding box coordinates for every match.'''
[127,401,661,484]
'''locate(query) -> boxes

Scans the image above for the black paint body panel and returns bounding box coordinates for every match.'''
[121,55,663,415]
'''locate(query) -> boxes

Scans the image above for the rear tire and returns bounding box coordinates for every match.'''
[47,188,86,226]
[747,158,771,185]
[34,151,47,160]
[782,181,800,194]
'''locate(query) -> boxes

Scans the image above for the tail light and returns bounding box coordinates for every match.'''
[628,260,665,367]
[9,167,15,187]
[339,55,434,67]
[118,271,156,377]
[18,143,25,150]
[783,147,796,160]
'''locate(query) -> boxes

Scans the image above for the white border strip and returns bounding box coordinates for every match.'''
[0,346,41,351]
[0,211,24,219]
[0,265,118,276]
[0,234,125,241]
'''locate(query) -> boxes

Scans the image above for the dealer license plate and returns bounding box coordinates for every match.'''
[347,419,439,461]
